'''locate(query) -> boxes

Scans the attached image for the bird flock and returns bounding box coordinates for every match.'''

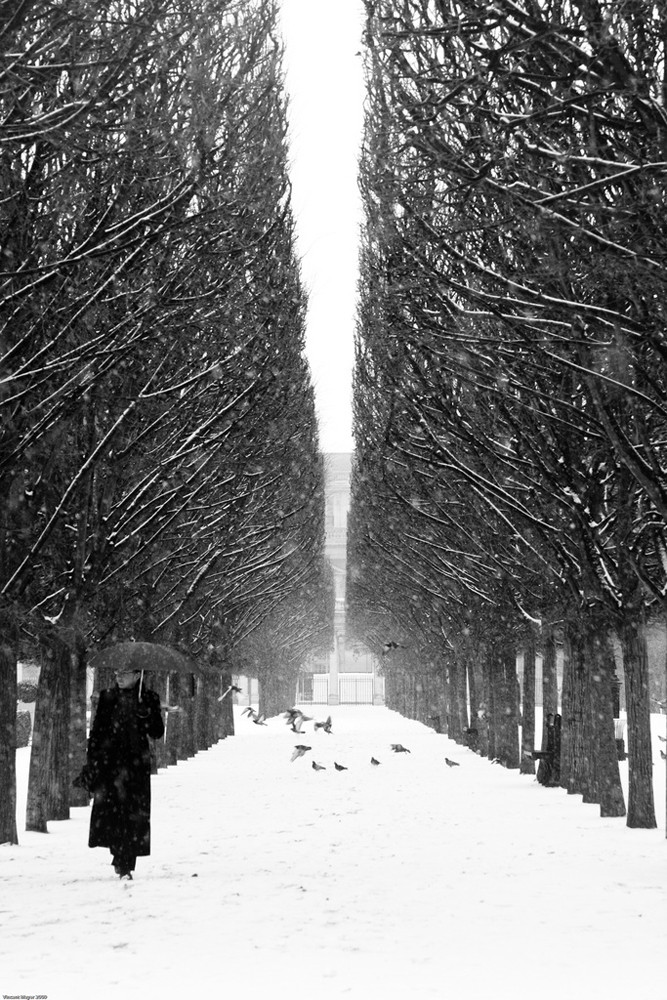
[239,705,462,772]
[243,705,666,768]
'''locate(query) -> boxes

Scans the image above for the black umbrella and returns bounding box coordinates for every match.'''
[89,641,206,707]
[88,641,204,677]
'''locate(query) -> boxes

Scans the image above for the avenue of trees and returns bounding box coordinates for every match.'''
[0,0,333,845]
[347,0,667,830]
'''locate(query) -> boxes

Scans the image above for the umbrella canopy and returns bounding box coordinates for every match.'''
[88,641,204,677]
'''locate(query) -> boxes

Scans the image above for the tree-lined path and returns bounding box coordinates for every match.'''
[2,11,667,997]
[0,0,333,845]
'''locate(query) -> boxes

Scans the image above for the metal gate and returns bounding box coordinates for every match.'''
[338,675,374,704]
[297,674,329,704]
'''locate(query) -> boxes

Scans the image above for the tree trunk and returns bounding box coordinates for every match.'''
[466,641,481,735]
[218,670,235,737]
[69,640,89,807]
[537,625,558,785]
[413,674,422,722]
[422,671,440,731]
[520,635,536,775]
[621,617,657,828]
[26,635,71,830]
[490,641,520,768]
[587,632,625,818]
[152,673,168,770]
[442,662,454,736]
[194,674,209,752]
[564,629,595,801]
[165,672,182,765]
[559,634,574,791]
[456,653,469,736]
[580,635,599,806]
[447,659,466,744]
[258,669,292,719]
[204,673,220,748]
[179,673,196,760]
[0,616,18,845]
[433,666,447,736]
[481,645,494,760]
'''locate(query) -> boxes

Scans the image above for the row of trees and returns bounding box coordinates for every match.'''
[0,0,333,845]
[347,0,667,830]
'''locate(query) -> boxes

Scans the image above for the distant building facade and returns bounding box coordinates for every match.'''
[297,452,384,706]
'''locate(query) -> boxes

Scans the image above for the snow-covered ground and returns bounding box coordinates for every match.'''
[2,705,667,1000]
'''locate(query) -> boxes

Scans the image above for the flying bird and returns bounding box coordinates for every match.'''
[312,761,326,771]
[315,715,333,734]
[445,757,460,768]
[657,734,666,743]
[285,707,311,722]
[382,641,405,656]
[252,713,267,726]
[334,762,348,771]
[242,706,256,718]
[284,708,312,732]
[290,745,311,762]
[370,757,381,766]
[391,743,410,753]
[217,684,242,702]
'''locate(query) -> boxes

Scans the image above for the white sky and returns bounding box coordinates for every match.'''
[4,704,667,999]
[278,0,366,454]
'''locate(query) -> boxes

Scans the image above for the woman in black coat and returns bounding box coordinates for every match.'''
[85,669,165,879]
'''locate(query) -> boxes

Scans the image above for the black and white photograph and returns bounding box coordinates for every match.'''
[2,1,667,998]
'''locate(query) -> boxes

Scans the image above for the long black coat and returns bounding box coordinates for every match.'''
[87,682,164,857]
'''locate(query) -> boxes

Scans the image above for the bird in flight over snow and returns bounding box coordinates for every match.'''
[290,745,311,762]
[252,713,267,726]
[314,715,333,734]
[284,708,311,733]
[217,684,242,702]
